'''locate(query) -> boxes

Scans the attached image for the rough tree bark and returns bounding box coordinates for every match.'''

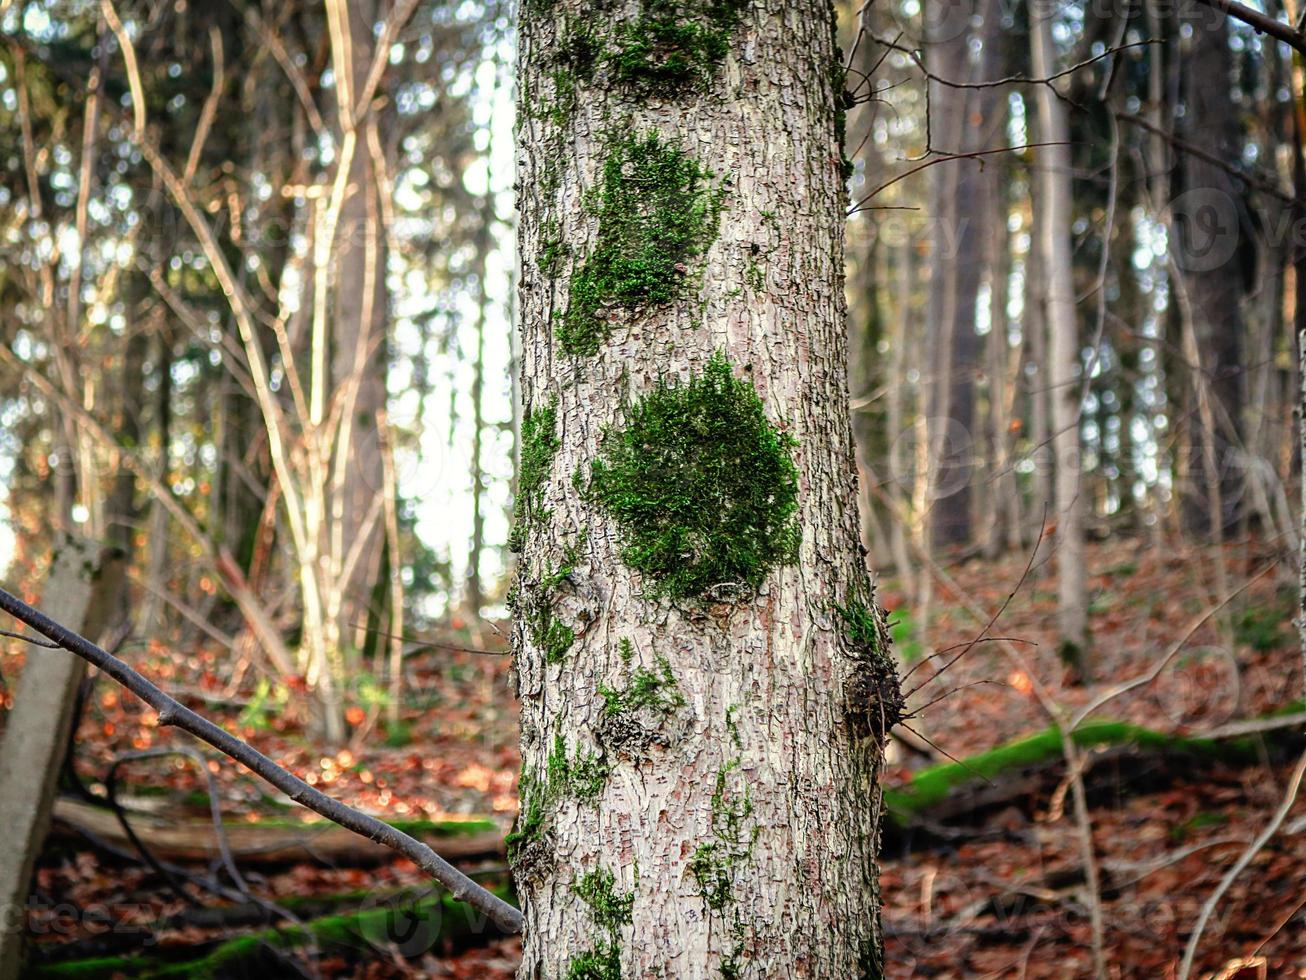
[511,1,902,976]
[1030,6,1088,669]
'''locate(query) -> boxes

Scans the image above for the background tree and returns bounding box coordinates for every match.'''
[1030,0,1088,671]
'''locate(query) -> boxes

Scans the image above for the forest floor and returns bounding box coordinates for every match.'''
[5,533,1305,978]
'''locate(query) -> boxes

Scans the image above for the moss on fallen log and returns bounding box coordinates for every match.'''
[883,713,1303,828]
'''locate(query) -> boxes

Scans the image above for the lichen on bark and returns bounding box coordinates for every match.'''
[588,352,800,600]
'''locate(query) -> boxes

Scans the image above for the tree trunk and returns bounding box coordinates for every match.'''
[467,209,493,621]
[0,541,125,980]
[330,0,389,658]
[983,158,1019,560]
[923,2,993,552]
[1174,9,1246,537]
[512,2,901,976]
[1031,9,1088,669]
[1023,186,1053,533]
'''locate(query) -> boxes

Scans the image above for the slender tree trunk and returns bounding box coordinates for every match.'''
[0,542,125,980]
[1299,321,1306,688]
[334,1,389,656]
[984,162,1016,560]
[467,211,493,620]
[1031,8,1088,670]
[104,192,163,558]
[1024,186,1053,535]
[889,237,916,593]
[924,2,990,553]
[1287,16,1306,496]
[138,321,173,632]
[1174,9,1246,536]
[512,2,900,976]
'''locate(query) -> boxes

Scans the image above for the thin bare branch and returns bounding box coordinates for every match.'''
[1068,564,1276,731]
[183,25,226,185]
[1178,747,1306,980]
[0,628,60,648]
[99,0,145,136]
[1186,0,1306,54]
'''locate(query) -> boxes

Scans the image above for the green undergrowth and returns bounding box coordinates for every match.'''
[589,352,800,600]
[559,130,723,356]
[882,720,1273,824]
[1231,587,1294,651]
[566,868,634,980]
[54,795,495,839]
[888,609,924,663]
[27,882,516,979]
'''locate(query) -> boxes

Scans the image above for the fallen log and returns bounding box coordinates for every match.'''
[49,710,1306,869]
[25,882,517,980]
[882,711,1306,843]
[50,797,505,866]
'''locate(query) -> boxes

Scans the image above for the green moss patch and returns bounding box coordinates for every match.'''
[609,0,746,96]
[688,762,756,911]
[528,606,576,665]
[508,731,609,861]
[835,587,887,659]
[590,352,800,600]
[600,654,685,716]
[559,131,723,356]
[566,868,634,980]
[1232,589,1294,651]
[509,398,560,553]
[28,883,516,979]
[518,536,586,664]
[548,730,611,800]
[535,19,602,128]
